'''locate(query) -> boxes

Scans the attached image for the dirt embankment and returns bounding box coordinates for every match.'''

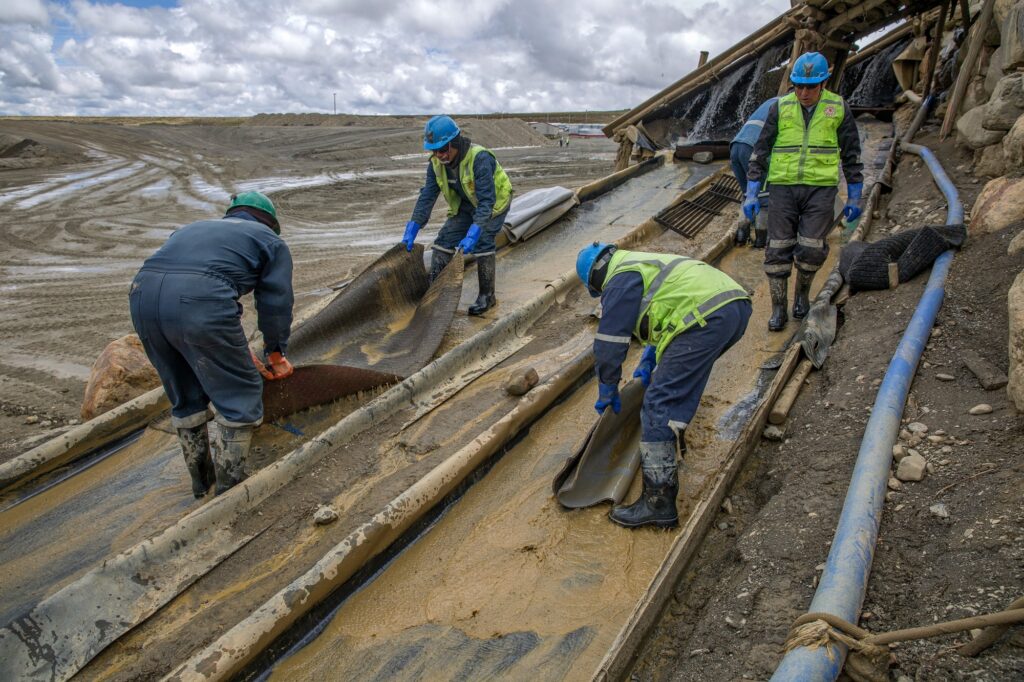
[632,133,1024,680]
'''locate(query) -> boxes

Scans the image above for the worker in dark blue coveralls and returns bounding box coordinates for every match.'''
[401,115,514,316]
[576,243,751,529]
[745,52,863,332]
[729,97,777,248]
[130,191,294,498]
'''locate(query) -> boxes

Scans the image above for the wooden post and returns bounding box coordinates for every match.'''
[769,359,815,425]
[922,0,950,100]
[940,0,996,139]
[959,0,972,31]
[698,50,709,68]
[779,38,804,96]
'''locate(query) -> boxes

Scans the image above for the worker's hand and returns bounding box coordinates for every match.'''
[250,350,275,381]
[595,382,621,416]
[265,352,294,380]
[632,345,658,387]
[458,223,482,253]
[401,221,421,252]
[843,182,863,222]
[742,180,761,222]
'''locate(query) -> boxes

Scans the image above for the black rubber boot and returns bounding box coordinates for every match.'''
[212,424,253,495]
[428,249,453,283]
[468,254,497,316]
[792,269,815,320]
[752,228,767,249]
[768,276,789,332]
[734,219,750,246]
[176,424,215,498]
[609,470,679,529]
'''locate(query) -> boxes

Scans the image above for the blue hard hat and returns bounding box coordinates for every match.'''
[424,115,460,150]
[576,242,616,297]
[790,52,830,85]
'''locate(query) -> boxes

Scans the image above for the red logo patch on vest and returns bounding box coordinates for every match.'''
[823,104,837,118]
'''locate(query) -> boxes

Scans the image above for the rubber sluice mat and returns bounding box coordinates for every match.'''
[261,244,464,419]
[552,379,644,508]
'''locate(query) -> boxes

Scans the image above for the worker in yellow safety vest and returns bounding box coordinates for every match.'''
[744,52,863,332]
[400,115,513,316]
[576,243,751,528]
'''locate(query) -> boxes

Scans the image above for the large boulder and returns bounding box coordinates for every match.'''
[975,143,1007,176]
[966,75,991,112]
[957,105,1006,149]
[1004,113,1024,171]
[970,176,1024,234]
[81,334,160,420]
[995,0,1020,27]
[1004,1,1024,71]
[1009,269,1024,411]
[983,73,1024,131]
[985,47,1003,96]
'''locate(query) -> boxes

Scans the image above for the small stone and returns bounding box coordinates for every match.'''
[936,373,955,381]
[892,444,907,461]
[718,521,729,531]
[68,419,80,425]
[313,505,339,525]
[930,503,950,519]
[896,453,927,482]
[899,428,913,441]
[763,425,785,441]
[939,459,951,466]
[504,367,540,396]
[926,462,935,474]
[908,435,923,447]
[724,615,745,629]
[885,491,898,502]
[968,404,993,415]
[887,477,903,491]
[24,415,38,424]
[721,498,734,515]
[934,429,946,436]
[907,448,921,458]
[927,435,945,443]
[39,420,52,428]
[907,422,929,434]
[941,446,953,454]
[692,151,715,164]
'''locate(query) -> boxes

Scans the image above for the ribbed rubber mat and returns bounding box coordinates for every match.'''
[653,175,743,238]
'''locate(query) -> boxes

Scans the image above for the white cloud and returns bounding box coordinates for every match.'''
[0,0,792,116]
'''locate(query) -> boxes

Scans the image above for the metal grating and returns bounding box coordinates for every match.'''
[653,175,744,238]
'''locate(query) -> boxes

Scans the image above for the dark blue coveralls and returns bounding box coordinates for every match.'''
[410,148,509,257]
[594,272,751,444]
[129,214,293,429]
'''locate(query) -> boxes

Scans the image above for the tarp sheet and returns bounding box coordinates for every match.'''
[502,186,579,243]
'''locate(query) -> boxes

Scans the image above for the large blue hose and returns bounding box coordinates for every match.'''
[771,143,962,680]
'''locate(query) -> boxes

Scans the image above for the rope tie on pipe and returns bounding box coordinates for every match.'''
[783,601,1024,682]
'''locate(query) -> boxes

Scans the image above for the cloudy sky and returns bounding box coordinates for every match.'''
[1,0,793,117]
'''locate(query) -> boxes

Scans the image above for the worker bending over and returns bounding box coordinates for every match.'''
[401,115,513,316]
[744,52,863,331]
[730,96,777,248]
[130,192,294,498]
[576,243,751,528]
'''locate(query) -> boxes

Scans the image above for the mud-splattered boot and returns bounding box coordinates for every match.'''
[609,441,679,529]
[468,254,497,316]
[176,424,215,498]
[212,424,253,495]
[753,209,769,248]
[792,268,814,320]
[768,276,789,332]
[428,248,453,283]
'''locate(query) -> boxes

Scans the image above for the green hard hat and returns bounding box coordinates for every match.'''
[228,191,280,232]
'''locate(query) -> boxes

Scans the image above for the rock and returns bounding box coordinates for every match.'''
[907,447,921,458]
[763,424,785,441]
[896,453,927,482]
[887,477,903,491]
[985,47,1004,97]
[1005,114,1024,172]
[313,505,339,525]
[1010,228,1024,256]
[899,428,913,441]
[974,143,1006,177]
[936,373,955,381]
[963,349,1010,390]
[983,73,1024,131]
[969,176,1024,235]
[1009,270,1024,410]
[892,443,907,461]
[692,151,714,164]
[968,403,994,415]
[956,105,1005,150]
[24,415,38,425]
[1003,2,1024,70]
[721,497,734,515]
[964,76,991,113]
[504,367,540,396]
[81,334,160,420]
[907,421,929,434]
[927,434,945,443]
[929,503,950,519]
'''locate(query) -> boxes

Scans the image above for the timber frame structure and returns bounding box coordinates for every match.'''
[604,0,953,169]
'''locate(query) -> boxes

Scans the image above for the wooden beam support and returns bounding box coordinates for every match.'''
[941,0,996,139]
[922,0,950,99]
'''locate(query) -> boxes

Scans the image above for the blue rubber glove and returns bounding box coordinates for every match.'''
[742,180,761,222]
[632,345,657,387]
[595,382,621,416]
[843,182,863,222]
[458,223,482,253]
[402,221,420,251]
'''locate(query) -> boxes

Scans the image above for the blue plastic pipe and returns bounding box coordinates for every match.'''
[771,143,962,681]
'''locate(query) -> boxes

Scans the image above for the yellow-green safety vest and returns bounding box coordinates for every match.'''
[602,250,749,360]
[767,89,845,187]
[431,144,513,217]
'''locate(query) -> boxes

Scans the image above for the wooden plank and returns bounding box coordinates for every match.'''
[769,358,815,424]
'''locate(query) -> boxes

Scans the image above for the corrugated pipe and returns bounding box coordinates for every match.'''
[771,142,962,680]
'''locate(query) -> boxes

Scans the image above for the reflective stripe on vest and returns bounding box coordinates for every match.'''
[431,144,513,218]
[767,90,845,187]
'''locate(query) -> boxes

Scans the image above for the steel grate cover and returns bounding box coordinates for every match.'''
[653,175,744,238]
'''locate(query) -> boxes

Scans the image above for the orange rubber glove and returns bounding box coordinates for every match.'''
[250,350,274,381]
[265,351,294,380]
